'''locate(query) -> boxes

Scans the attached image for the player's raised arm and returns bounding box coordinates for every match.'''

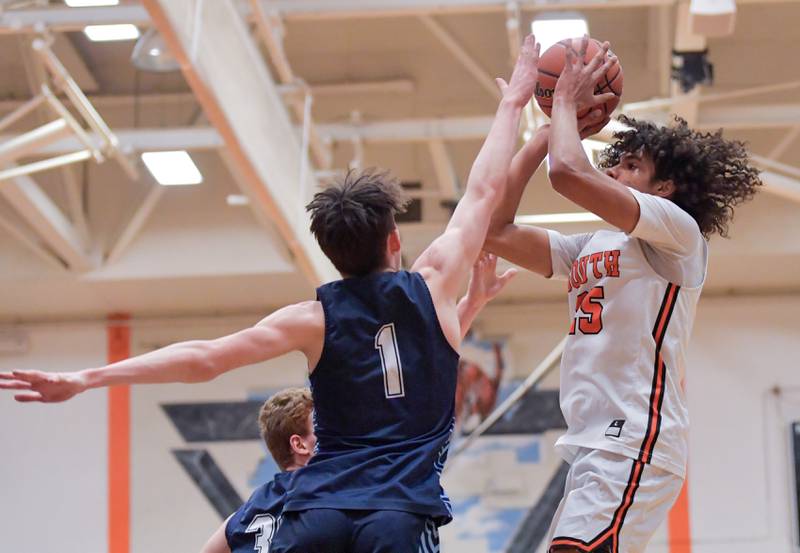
[0,302,323,403]
[485,109,606,277]
[412,35,539,306]
[546,37,638,230]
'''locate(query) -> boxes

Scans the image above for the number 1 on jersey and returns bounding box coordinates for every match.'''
[375,323,406,398]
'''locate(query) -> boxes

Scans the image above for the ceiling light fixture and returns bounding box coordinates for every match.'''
[65,0,119,6]
[531,13,589,53]
[83,24,140,42]
[141,151,203,186]
[131,28,180,72]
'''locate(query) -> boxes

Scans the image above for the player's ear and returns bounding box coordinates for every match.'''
[387,227,401,254]
[653,179,675,199]
[290,434,311,455]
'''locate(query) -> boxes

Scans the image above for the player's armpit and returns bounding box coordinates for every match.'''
[484,223,553,277]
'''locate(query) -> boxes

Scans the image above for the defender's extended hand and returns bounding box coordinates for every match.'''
[467,252,518,304]
[496,34,541,108]
[0,370,87,403]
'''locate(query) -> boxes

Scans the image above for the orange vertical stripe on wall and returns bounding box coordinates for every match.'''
[107,314,131,553]
[668,477,692,553]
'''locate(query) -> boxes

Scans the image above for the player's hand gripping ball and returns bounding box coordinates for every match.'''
[534,37,623,133]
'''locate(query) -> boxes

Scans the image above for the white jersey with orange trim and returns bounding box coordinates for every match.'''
[547,187,707,479]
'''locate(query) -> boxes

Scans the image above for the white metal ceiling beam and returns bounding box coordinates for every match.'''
[418,15,501,101]
[1,0,797,33]
[769,126,800,160]
[427,139,461,199]
[141,0,337,285]
[51,33,99,93]
[249,1,331,169]
[0,204,66,271]
[0,79,416,113]
[0,173,94,271]
[0,5,150,34]
[7,102,800,154]
[760,171,800,205]
[262,0,794,20]
[2,127,224,155]
[697,104,800,130]
[106,184,164,264]
[16,33,93,250]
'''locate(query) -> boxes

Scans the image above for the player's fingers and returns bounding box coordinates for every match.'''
[585,43,609,74]
[564,45,575,69]
[591,92,617,106]
[0,380,32,390]
[495,78,508,92]
[12,370,47,383]
[578,35,589,61]
[15,392,44,403]
[592,54,617,82]
[498,268,518,284]
[0,372,19,380]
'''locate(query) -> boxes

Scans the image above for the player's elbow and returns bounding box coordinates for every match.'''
[548,159,583,194]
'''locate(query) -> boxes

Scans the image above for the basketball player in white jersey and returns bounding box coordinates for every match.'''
[486,38,761,553]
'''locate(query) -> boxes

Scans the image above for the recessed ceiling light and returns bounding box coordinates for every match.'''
[65,0,119,6]
[83,24,140,42]
[515,212,602,225]
[141,151,203,186]
[226,194,250,206]
[531,14,589,53]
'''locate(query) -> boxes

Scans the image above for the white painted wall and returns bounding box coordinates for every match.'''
[1,294,799,552]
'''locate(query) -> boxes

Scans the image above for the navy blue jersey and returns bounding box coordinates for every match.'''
[226,471,292,553]
[282,271,459,523]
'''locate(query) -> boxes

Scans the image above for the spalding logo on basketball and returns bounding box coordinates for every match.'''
[534,37,624,128]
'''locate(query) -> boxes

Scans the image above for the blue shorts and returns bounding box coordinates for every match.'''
[270,509,439,553]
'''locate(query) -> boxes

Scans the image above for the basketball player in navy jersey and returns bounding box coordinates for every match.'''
[203,388,316,553]
[1,26,537,542]
[202,256,514,553]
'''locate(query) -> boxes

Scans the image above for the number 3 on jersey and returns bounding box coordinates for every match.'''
[375,323,406,398]
[245,514,278,553]
[569,286,605,335]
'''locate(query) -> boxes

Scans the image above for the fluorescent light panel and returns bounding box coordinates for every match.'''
[226,194,250,206]
[83,24,140,42]
[515,212,602,225]
[66,0,119,6]
[531,15,588,53]
[142,151,202,186]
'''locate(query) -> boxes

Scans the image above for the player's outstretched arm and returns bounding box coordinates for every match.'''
[457,252,517,339]
[412,35,539,334]
[485,109,605,277]
[547,37,639,231]
[0,302,323,403]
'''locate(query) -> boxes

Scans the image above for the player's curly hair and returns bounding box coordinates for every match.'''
[599,115,762,238]
[259,387,314,471]
[307,168,409,276]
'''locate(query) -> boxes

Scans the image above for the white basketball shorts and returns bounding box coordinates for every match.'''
[546,447,683,553]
